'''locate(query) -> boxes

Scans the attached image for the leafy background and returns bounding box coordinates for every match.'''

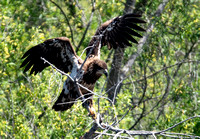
[0,0,199,138]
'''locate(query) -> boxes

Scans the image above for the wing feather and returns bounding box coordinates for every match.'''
[24,61,34,73]
[87,13,146,56]
[121,31,138,44]
[119,26,143,38]
[124,17,146,23]
[111,28,126,48]
[117,32,132,46]
[20,37,80,75]
[107,32,118,49]
[107,31,119,49]
[125,23,146,31]
[123,13,142,18]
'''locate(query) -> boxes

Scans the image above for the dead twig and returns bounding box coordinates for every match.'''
[82,115,200,138]
[49,0,76,47]
[76,0,96,52]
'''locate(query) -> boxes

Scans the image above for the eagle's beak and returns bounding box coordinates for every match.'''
[104,69,108,77]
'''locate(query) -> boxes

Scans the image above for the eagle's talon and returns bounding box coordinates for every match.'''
[88,107,97,120]
[89,113,97,120]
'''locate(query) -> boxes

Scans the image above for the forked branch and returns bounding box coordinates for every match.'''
[82,115,200,138]
[40,57,200,139]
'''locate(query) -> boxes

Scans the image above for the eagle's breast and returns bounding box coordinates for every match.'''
[79,80,95,95]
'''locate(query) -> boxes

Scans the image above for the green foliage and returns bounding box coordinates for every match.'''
[0,0,199,138]
[119,0,200,134]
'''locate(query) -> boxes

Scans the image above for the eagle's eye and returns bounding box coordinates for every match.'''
[95,65,104,71]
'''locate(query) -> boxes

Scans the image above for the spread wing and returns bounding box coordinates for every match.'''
[20,37,80,75]
[87,13,146,56]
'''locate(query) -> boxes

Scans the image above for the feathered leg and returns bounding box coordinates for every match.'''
[82,94,96,120]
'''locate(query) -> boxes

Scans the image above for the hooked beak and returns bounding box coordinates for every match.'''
[104,69,108,77]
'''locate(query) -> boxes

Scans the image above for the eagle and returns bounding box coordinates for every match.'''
[20,13,145,119]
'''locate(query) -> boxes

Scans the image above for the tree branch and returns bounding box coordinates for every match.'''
[106,0,136,103]
[49,0,76,47]
[76,0,96,52]
[121,0,169,79]
[40,56,199,139]
[173,40,199,78]
[82,115,200,138]
[123,60,199,85]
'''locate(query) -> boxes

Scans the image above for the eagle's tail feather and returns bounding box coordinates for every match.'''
[52,90,75,111]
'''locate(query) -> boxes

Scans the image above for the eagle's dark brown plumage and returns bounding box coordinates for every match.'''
[20,13,145,119]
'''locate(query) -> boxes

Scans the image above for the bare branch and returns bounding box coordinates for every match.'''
[173,40,200,77]
[75,0,87,27]
[49,0,76,47]
[156,115,200,134]
[95,132,131,139]
[82,115,200,138]
[161,132,200,139]
[76,0,96,52]
[123,60,199,85]
[121,0,169,79]
[81,123,98,139]
[39,56,200,139]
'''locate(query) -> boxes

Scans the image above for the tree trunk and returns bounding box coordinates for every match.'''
[106,0,136,103]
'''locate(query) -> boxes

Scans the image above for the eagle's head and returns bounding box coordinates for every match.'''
[83,57,108,84]
[93,59,108,77]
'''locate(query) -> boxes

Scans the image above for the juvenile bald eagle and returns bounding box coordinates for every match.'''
[20,13,145,119]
